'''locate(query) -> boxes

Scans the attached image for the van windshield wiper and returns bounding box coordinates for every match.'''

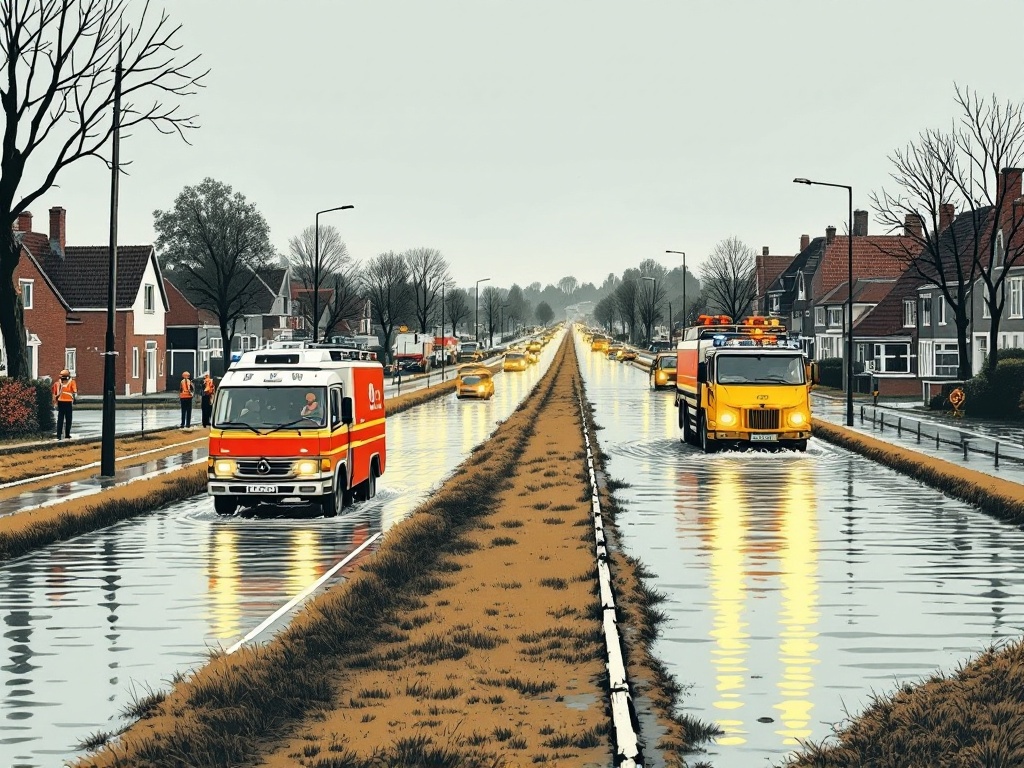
[215,420,263,435]
[264,416,321,435]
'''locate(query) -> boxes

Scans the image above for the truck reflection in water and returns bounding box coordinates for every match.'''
[205,516,376,646]
[686,459,819,749]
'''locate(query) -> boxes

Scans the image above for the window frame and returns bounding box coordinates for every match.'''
[903,299,917,328]
[826,307,842,327]
[934,341,958,377]
[132,346,140,379]
[814,306,825,327]
[1010,276,1023,319]
[64,348,76,375]
[144,283,156,313]
[19,279,33,310]
[920,295,932,327]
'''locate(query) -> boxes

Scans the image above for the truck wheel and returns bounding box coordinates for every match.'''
[699,411,718,454]
[213,496,237,516]
[321,471,344,518]
[682,404,694,444]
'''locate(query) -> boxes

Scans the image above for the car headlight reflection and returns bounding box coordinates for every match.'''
[214,459,236,478]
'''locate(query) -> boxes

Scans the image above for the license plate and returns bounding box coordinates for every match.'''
[246,484,278,493]
[750,433,778,442]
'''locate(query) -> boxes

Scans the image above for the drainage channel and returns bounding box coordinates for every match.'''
[0,335,564,768]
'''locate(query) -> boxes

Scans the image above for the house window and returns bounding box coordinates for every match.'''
[768,295,780,314]
[920,295,932,326]
[814,307,825,326]
[19,279,33,309]
[144,284,155,313]
[797,273,806,300]
[903,299,917,327]
[935,342,958,376]
[995,230,1005,268]
[64,348,76,375]
[982,296,991,318]
[827,307,842,327]
[209,336,223,358]
[937,297,946,325]
[1010,277,1023,318]
[874,343,910,373]
[132,346,140,378]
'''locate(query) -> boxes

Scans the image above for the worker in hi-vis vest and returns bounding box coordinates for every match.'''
[179,371,195,429]
[51,368,77,440]
[201,373,216,427]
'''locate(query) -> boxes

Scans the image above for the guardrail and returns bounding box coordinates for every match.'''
[859,404,1024,468]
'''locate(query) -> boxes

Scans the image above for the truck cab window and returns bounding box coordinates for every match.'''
[331,387,342,428]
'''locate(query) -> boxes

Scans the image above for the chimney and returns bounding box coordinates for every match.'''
[997,167,1024,206]
[939,203,955,233]
[49,206,66,252]
[762,246,769,256]
[14,211,32,233]
[825,225,836,245]
[800,233,810,251]
[903,213,923,239]
[853,209,869,237]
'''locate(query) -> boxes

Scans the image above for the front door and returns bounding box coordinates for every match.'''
[146,341,157,394]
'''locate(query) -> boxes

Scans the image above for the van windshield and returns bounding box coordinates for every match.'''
[213,386,328,429]
[716,355,805,385]
[460,343,479,352]
[658,356,677,370]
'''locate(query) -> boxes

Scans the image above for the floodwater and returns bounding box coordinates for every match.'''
[0,335,561,768]
[576,335,1024,768]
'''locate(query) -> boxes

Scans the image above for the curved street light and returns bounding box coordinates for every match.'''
[475,277,491,345]
[313,204,354,344]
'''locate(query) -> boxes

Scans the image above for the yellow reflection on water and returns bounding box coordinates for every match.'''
[208,528,241,641]
[285,529,320,596]
[774,462,820,744]
[707,465,750,745]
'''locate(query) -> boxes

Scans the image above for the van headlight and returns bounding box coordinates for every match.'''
[213,459,236,478]
[295,459,319,476]
[719,410,738,427]
[788,411,808,426]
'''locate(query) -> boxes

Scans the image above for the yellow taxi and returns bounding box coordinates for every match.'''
[607,344,624,360]
[649,352,677,389]
[456,370,494,400]
[503,352,529,372]
[457,363,491,378]
[619,348,638,361]
[527,339,542,355]
[591,336,610,353]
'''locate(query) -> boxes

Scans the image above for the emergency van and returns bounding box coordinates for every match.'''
[207,346,386,517]
[675,315,814,453]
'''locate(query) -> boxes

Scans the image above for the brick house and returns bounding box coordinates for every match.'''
[2,208,168,395]
[754,246,794,316]
[763,233,828,354]
[164,277,223,386]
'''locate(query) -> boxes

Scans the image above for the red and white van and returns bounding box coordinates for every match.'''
[207,347,386,517]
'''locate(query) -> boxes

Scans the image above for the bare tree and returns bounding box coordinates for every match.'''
[699,237,757,321]
[482,285,505,347]
[287,224,361,340]
[636,276,668,347]
[505,284,528,335]
[444,286,470,338]
[405,247,449,333]
[155,179,272,364]
[360,251,412,365]
[0,1,206,379]
[593,295,615,333]
[614,277,640,341]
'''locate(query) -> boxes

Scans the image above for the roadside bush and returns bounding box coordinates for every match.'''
[31,379,54,433]
[928,381,962,411]
[996,347,1024,361]
[0,377,40,436]
[817,357,843,389]
[963,358,1024,417]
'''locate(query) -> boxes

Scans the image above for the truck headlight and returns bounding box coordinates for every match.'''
[719,410,737,427]
[213,459,236,478]
[295,459,319,476]
[788,411,807,426]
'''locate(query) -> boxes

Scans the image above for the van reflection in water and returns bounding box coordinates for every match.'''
[685,459,819,751]
[205,516,376,645]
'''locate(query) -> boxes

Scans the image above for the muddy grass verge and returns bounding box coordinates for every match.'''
[0,424,186,457]
[72,337,707,768]
[811,419,1024,527]
[0,465,207,562]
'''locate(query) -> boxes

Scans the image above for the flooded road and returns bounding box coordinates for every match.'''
[0,337,560,768]
[577,336,1024,768]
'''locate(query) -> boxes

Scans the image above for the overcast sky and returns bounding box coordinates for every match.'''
[30,0,1024,290]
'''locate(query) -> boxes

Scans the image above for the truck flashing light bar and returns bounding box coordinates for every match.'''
[712,333,803,349]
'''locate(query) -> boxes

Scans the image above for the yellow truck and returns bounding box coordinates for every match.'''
[674,315,814,452]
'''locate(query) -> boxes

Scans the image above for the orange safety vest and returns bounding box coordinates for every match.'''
[203,378,215,397]
[52,378,77,403]
[179,378,195,399]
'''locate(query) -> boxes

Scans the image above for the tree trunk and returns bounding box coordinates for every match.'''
[0,232,29,380]
[220,322,234,371]
[987,303,1003,376]
[956,312,972,381]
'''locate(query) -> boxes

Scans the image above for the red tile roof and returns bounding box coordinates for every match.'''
[164,278,217,326]
[756,254,793,296]
[820,279,898,305]
[855,270,927,337]
[813,235,920,300]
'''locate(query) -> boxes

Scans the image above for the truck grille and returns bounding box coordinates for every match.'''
[746,409,780,430]
[236,459,294,477]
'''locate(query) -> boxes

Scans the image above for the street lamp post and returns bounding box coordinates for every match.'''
[666,250,686,326]
[312,205,354,344]
[794,177,854,426]
[641,276,656,347]
[475,277,491,347]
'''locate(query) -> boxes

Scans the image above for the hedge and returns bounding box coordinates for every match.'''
[959,358,1024,417]
[817,357,865,390]
[0,378,40,436]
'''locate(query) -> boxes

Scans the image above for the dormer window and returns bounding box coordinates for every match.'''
[797,272,806,300]
[995,230,1006,268]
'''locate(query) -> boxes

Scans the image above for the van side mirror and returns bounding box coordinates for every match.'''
[697,362,708,384]
[809,362,820,385]
[341,396,354,425]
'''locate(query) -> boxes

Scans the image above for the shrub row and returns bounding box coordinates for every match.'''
[961,355,1024,418]
[0,377,54,437]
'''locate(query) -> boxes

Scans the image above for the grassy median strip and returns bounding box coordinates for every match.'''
[73,337,715,768]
